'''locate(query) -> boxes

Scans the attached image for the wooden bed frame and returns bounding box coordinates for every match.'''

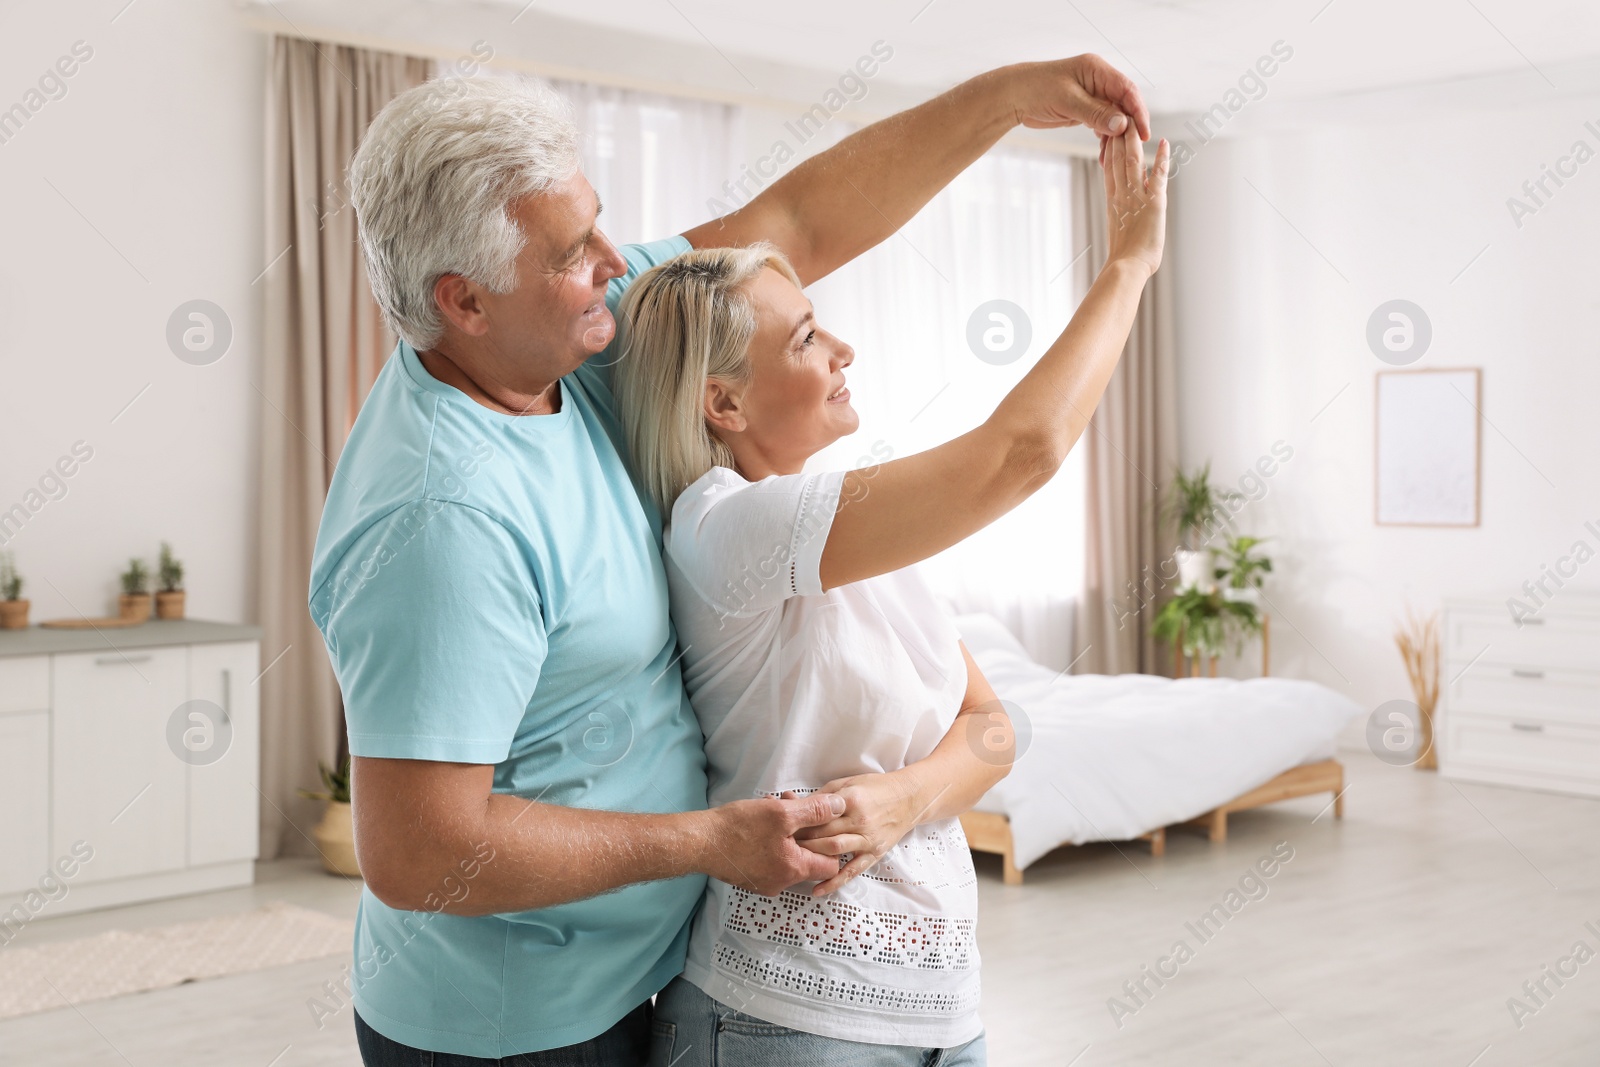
[959,758,1345,885]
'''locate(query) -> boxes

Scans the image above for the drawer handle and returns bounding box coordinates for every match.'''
[1511,669,1545,680]
[1510,722,1545,733]
[95,654,151,665]
[1520,616,1546,626]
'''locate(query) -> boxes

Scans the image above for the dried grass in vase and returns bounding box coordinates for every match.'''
[1394,607,1441,770]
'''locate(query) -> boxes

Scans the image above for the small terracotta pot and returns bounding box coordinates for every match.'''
[0,599,29,630]
[313,800,362,877]
[155,590,186,620]
[118,593,152,622]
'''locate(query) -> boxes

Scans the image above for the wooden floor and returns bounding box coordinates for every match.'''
[2,749,1597,1066]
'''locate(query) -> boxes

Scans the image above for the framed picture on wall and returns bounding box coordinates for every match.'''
[1374,368,1481,527]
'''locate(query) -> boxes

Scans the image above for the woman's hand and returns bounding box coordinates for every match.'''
[1102,124,1169,278]
[787,773,926,896]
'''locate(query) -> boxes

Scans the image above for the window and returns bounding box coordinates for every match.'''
[807,146,1085,661]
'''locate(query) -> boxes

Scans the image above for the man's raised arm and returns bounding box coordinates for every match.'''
[682,54,1149,285]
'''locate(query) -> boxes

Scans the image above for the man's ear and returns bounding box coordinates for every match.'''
[703,378,746,436]
[433,275,491,338]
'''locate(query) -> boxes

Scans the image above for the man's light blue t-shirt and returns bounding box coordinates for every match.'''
[308,237,708,1057]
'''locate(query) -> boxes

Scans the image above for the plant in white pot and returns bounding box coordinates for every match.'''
[1214,535,1272,605]
[1151,585,1263,675]
[1162,464,1242,591]
[0,552,27,630]
[299,757,361,877]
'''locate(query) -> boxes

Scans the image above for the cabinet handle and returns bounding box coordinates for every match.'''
[1510,722,1545,733]
[1520,616,1546,626]
[1511,669,1545,680]
[221,668,232,724]
[95,654,151,665]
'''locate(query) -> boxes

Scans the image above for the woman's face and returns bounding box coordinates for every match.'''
[708,266,858,474]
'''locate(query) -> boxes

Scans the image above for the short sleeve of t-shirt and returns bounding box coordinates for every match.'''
[666,467,846,618]
[320,501,546,764]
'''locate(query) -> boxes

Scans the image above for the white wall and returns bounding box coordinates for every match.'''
[0,3,264,623]
[1164,98,1600,718]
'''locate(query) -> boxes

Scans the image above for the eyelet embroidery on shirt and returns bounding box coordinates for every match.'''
[722,888,977,971]
[713,943,981,1016]
[860,828,978,890]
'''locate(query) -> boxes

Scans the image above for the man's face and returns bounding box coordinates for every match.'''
[474,170,629,383]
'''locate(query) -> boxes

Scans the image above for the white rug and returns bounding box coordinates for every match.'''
[0,902,353,1019]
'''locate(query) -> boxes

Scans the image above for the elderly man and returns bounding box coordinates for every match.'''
[308,56,1146,1065]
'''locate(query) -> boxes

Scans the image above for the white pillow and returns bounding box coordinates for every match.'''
[952,612,1033,663]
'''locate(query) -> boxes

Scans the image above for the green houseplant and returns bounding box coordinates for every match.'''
[1152,586,1263,669]
[156,542,186,620]
[299,757,359,877]
[1162,463,1242,589]
[1214,535,1273,602]
[118,557,152,622]
[0,552,27,630]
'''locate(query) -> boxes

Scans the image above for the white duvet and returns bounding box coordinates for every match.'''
[955,613,1364,870]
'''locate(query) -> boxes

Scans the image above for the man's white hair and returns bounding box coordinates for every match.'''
[350,76,581,350]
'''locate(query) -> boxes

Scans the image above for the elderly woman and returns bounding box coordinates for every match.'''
[613,127,1169,1066]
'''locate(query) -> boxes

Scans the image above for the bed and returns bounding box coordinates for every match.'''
[953,613,1362,884]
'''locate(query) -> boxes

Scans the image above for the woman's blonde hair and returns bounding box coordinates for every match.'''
[614,243,803,514]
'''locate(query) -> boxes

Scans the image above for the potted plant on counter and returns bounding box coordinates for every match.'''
[0,553,27,630]
[118,558,152,622]
[299,757,360,877]
[156,542,186,620]
[1162,463,1241,591]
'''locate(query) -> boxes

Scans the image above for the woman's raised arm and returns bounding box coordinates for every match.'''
[818,127,1168,591]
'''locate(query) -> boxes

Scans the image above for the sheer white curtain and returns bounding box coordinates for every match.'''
[807,144,1085,670]
[436,64,742,246]
[545,77,740,246]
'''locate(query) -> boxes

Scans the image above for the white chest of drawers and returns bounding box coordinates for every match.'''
[1440,597,1600,797]
[0,620,261,917]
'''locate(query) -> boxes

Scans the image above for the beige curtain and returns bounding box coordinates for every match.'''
[1071,157,1179,676]
[257,37,429,858]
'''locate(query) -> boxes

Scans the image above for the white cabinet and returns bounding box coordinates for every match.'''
[0,711,50,892]
[0,655,49,713]
[52,648,189,884]
[1441,598,1600,797]
[0,622,261,912]
[186,641,260,867]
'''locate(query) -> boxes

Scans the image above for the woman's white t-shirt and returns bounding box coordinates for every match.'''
[664,465,982,1048]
